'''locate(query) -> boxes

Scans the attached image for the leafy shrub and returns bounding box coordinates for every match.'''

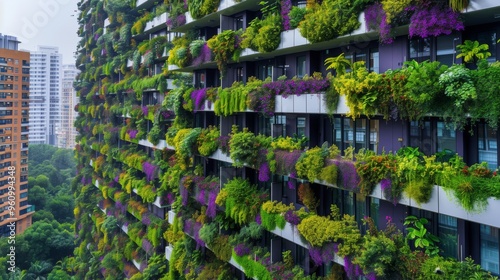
[229,127,257,167]
[296,147,327,182]
[197,126,220,156]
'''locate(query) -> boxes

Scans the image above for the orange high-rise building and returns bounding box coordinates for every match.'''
[0,34,33,235]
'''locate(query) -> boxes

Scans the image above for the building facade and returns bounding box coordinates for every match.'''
[0,34,33,235]
[57,64,79,149]
[73,0,500,279]
[29,46,61,145]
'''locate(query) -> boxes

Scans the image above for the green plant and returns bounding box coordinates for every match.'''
[289,6,306,29]
[333,61,385,118]
[260,201,294,230]
[241,14,282,53]
[197,126,220,156]
[295,147,327,182]
[207,30,242,75]
[404,216,440,257]
[298,0,367,43]
[229,127,258,167]
[320,164,338,185]
[216,177,266,225]
[355,234,397,277]
[325,53,352,77]
[456,40,491,64]
[147,125,162,145]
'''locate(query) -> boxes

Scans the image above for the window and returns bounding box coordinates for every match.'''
[272,115,286,137]
[478,123,497,169]
[296,117,306,137]
[409,120,456,155]
[334,117,379,153]
[409,37,431,62]
[235,67,243,82]
[370,49,379,73]
[436,35,457,66]
[234,15,243,30]
[438,214,458,258]
[481,225,499,275]
[257,62,273,80]
[296,56,306,78]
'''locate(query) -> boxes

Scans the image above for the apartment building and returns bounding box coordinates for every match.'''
[29,46,61,146]
[73,0,500,278]
[57,64,79,149]
[0,34,33,235]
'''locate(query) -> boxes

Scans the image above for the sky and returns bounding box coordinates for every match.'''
[0,0,80,65]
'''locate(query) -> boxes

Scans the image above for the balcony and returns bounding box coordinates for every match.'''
[144,12,168,33]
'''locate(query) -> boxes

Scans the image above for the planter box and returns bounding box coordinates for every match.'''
[165,245,173,261]
[371,183,382,200]
[410,185,439,213]
[168,210,176,225]
[306,94,321,113]
[468,198,500,228]
[437,187,469,221]
[121,224,129,234]
[294,94,307,113]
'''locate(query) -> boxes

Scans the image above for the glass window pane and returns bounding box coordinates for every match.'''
[355,119,366,151]
[297,117,306,137]
[437,121,456,152]
[409,38,431,61]
[437,35,456,66]
[297,56,306,78]
[478,124,498,169]
[438,214,458,259]
[334,118,342,149]
[344,191,354,215]
[369,120,379,152]
[370,49,379,73]
[481,225,500,275]
[344,119,354,147]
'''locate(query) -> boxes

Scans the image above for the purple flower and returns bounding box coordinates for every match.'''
[142,239,152,253]
[258,162,271,182]
[281,0,292,31]
[284,210,300,225]
[309,247,323,266]
[166,192,175,204]
[128,129,138,139]
[409,5,464,38]
[255,213,262,225]
[206,191,217,218]
[180,184,189,206]
[234,243,251,256]
[196,189,206,205]
[191,88,207,112]
[141,105,148,116]
[335,160,360,191]
[287,180,295,190]
[141,214,151,226]
[380,178,391,191]
[142,161,157,182]
[191,43,212,66]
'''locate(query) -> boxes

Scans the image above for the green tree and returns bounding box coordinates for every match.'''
[28,144,58,166]
[28,185,47,210]
[35,175,51,190]
[51,149,76,171]
[32,210,55,223]
[47,269,72,280]
[46,195,74,223]
[24,261,53,280]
